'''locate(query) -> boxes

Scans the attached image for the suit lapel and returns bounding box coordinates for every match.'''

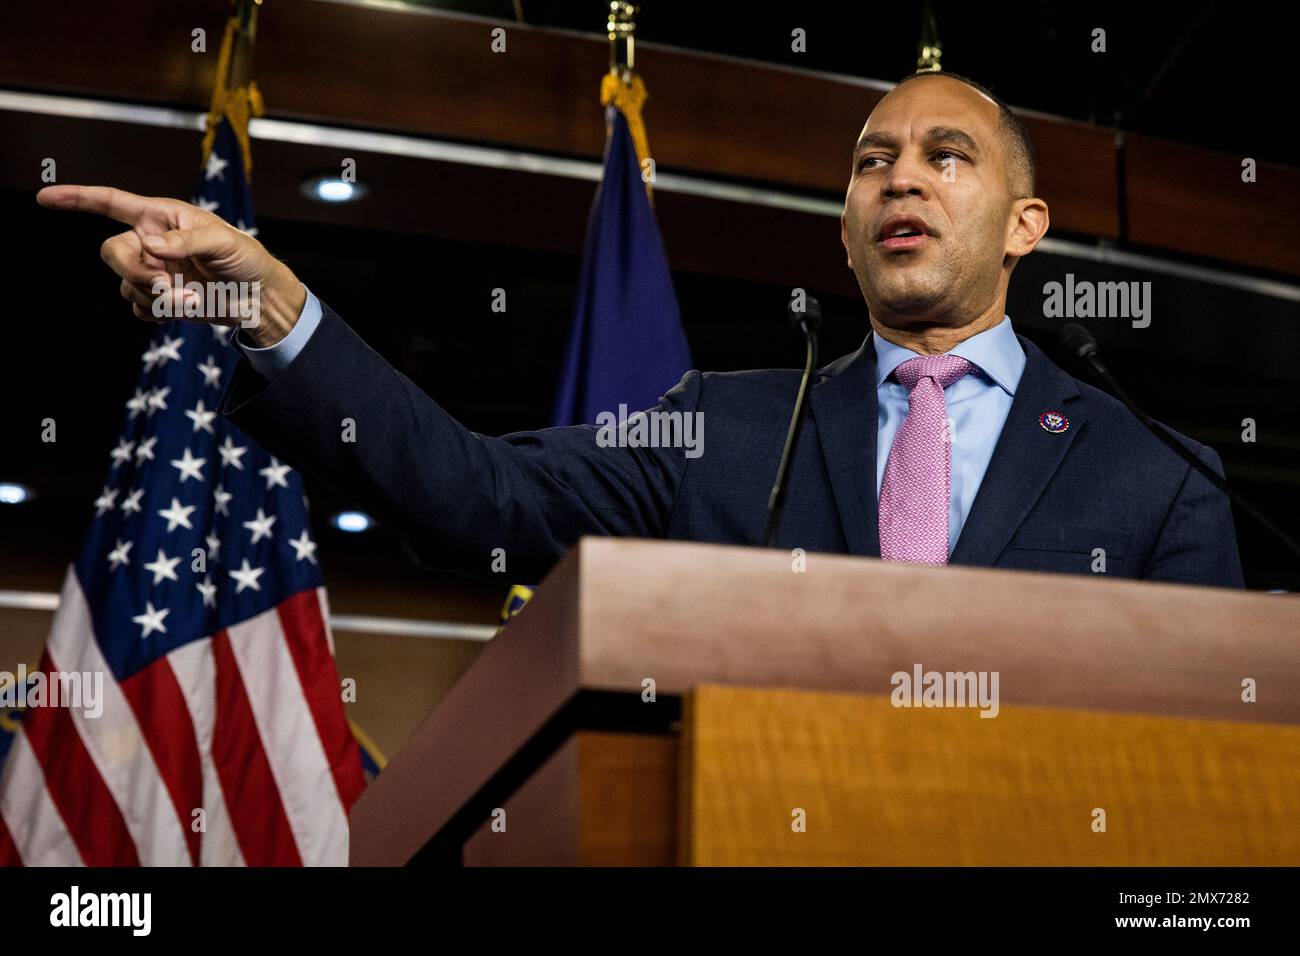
[950,335,1084,567]
[810,335,880,557]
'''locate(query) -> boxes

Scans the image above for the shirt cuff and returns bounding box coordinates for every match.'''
[232,286,323,379]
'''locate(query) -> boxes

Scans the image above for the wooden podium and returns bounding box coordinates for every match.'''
[348,538,1300,866]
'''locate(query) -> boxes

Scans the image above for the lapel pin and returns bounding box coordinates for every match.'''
[1039,411,1070,434]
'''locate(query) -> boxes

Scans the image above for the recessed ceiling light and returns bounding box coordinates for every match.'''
[0,482,34,505]
[332,510,373,533]
[301,174,368,203]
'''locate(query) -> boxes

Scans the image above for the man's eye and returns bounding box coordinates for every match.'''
[934,149,962,163]
[857,157,885,171]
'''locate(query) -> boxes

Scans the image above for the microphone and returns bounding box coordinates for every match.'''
[1058,322,1300,563]
[763,291,821,548]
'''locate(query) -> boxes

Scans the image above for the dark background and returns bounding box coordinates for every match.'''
[1,0,1296,596]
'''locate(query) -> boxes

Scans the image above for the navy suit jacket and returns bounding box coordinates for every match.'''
[219,303,1244,588]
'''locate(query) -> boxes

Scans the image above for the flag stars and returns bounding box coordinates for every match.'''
[218,436,248,470]
[259,457,291,490]
[211,325,233,345]
[171,447,207,483]
[197,355,223,388]
[196,575,218,608]
[205,531,221,562]
[229,559,265,593]
[143,548,181,586]
[204,152,229,182]
[288,529,318,565]
[153,334,183,367]
[213,483,233,516]
[121,488,144,516]
[158,497,197,532]
[243,508,276,544]
[194,196,220,214]
[109,438,135,468]
[125,388,150,419]
[185,399,217,435]
[132,601,170,639]
[107,539,133,570]
[93,486,119,516]
[146,386,171,416]
[135,436,158,464]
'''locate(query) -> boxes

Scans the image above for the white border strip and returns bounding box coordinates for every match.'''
[2,88,1296,300]
[0,589,497,642]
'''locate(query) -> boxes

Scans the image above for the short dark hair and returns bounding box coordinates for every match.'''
[895,71,1038,198]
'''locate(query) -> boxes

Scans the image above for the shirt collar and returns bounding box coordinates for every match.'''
[872,315,1025,396]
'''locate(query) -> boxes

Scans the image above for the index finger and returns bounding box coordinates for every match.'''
[37,185,154,226]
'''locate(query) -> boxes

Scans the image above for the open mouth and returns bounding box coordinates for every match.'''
[876,216,933,250]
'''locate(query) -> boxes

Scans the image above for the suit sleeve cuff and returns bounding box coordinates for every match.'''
[232,286,323,379]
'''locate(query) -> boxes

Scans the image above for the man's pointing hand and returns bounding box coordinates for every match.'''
[37,185,305,347]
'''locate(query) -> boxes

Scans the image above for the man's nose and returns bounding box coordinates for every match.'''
[882,151,931,200]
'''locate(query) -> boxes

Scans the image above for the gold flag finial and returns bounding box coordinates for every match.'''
[601,2,656,204]
[607,1,638,84]
[916,0,942,73]
[201,0,265,176]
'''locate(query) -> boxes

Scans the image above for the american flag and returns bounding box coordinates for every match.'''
[0,116,365,865]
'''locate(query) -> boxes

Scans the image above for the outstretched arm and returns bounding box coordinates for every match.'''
[220,300,697,581]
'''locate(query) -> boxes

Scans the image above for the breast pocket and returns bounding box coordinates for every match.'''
[1000,523,1133,577]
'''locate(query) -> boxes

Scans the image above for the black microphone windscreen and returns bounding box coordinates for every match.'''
[787,293,822,331]
[1058,322,1097,359]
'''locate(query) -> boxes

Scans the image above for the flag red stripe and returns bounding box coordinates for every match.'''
[210,630,302,866]
[0,812,22,866]
[120,656,203,866]
[21,651,140,866]
[276,589,366,812]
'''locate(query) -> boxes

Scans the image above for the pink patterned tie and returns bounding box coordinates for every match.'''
[878,354,975,565]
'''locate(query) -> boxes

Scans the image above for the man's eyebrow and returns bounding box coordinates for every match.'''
[852,131,897,159]
[852,126,982,161]
[922,126,980,153]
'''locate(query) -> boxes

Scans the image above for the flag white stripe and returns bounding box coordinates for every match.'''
[44,568,192,866]
[226,606,349,866]
[167,639,247,867]
[0,732,83,866]
[317,586,336,657]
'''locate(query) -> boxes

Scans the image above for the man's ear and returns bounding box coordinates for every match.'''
[841,212,853,269]
[1007,197,1049,260]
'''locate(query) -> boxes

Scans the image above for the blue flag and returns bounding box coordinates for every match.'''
[551,107,692,427]
[502,98,690,622]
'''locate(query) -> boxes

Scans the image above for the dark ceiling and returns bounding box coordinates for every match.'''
[424,0,1289,167]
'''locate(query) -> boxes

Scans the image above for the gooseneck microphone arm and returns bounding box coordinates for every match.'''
[1058,322,1300,563]
[764,293,821,548]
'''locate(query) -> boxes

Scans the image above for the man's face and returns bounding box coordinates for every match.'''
[841,76,1019,330]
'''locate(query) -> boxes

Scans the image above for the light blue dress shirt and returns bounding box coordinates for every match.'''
[873,316,1025,555]
[232,286,323,379]
[236,293,1025,555]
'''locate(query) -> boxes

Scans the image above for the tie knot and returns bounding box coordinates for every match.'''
[893,353,975,391]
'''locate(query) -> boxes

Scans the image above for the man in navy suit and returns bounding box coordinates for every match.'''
[42,72,1243,587]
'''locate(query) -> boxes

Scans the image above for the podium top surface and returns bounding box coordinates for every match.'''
[348,538,1299,864]
[561,538,1298,722]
